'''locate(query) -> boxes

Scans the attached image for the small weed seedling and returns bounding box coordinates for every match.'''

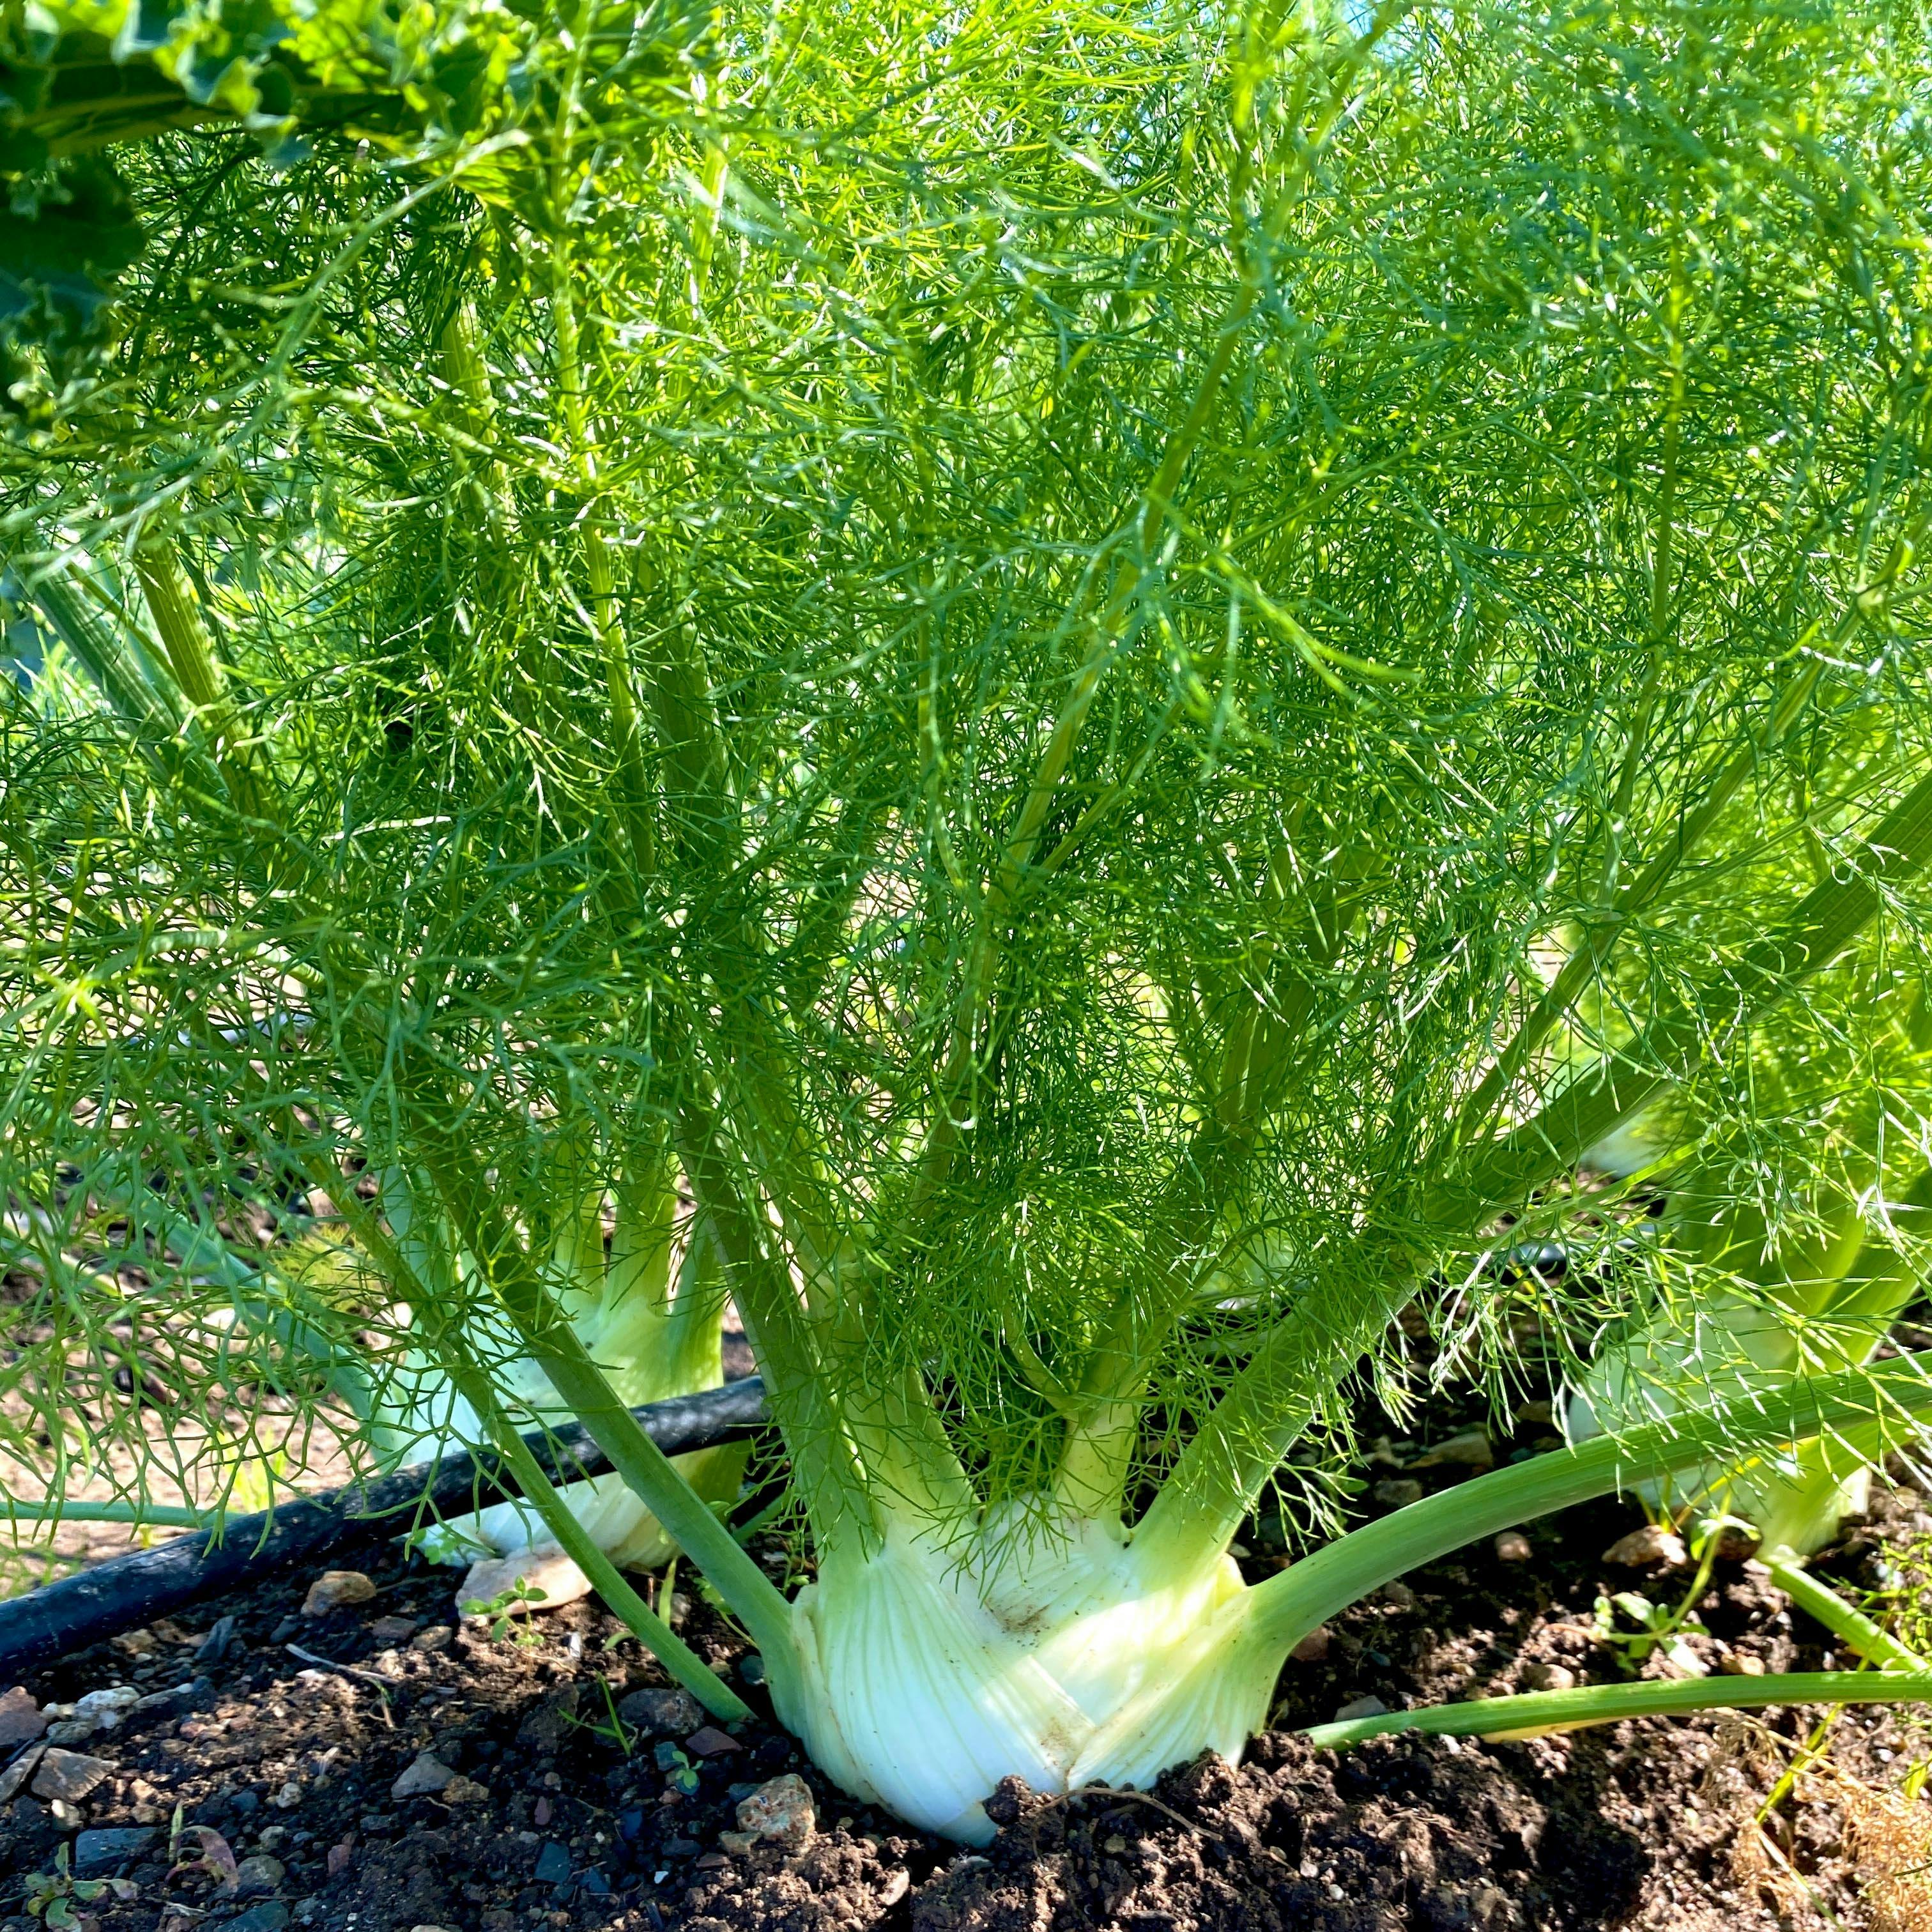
[463,1580,550,1646]
[24,1846,137,1927]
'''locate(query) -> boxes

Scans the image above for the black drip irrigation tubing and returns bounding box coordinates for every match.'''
[0,1376,768,1678]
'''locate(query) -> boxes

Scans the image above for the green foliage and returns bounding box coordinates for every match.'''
[2,0,1932,1819]
[463,1576,550,1642]
[3,0,1930,1537]
[22,1844,137,1926]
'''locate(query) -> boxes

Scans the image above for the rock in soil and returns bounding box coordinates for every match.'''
[73,1824,158,1873]
[1411,1427,1496,1470]
[0,1684,46,1748]
[1333,1694,1389,1721]
[1603,1522,1689,1568]
[458,1546,594,1617]
[1289,1623,1332,1663]
[197,1613,241,1664]
[390,1751,459,1798]
[4,1473,1928,1931]
[618,1685,705,1736]
[31,1747,114,1802]
[302,1570,378,1616]
[227,1904,293,1932]
[0,1740,45,1801]
[719,1772,815,1853]
[235,1850,288,1892]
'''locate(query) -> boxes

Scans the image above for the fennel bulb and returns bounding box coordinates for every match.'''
[346,1166,746,1579]
[1566,1174,1928,1557]
[775,1513,1274,1842]
[1563,1295,1874,1557]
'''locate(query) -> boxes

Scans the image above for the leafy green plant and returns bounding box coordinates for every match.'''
[22,1844,137,1928]
[1591,1588,1708,1678]
[462,1579,552,1646]
[5,0,1932,1846]
[652,1739,702,1795]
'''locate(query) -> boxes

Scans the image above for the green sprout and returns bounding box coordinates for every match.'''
[463,1580,551,1646]
[22,1846,137,1929]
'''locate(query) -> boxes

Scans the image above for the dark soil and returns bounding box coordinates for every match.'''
[3,1457,1929,1930]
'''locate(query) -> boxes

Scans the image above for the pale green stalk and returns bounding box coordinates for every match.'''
[1239,1355,1932,1659]
[1301,1671,1932,1751]
[1761,1556,1926,1674]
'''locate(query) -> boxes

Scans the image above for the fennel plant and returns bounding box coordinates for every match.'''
[4,0,1932,1839]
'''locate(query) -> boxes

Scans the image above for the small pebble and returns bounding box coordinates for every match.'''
[0,1744,49,1804]
[618,1688,705,1737]
[1603,1523,1688,1568]
[685,1726,743,1758]
[1411,1429,1495,1472]
[1720,1653,1767,1676]
[303,1571,378,1616]
[1494,1531,1533,1563]
[1291,1625,1333,1664]
[326,1840,355,1878]
[73,1826,158,1876]
[1372,1479,1424,1508]
[534,1841,573,1884]
[370,1616,421,1644]
[392,1752,458,1800]
[1523,1662,1577,1692]
[226,1905,291,1932]
[197,1614,241,1664]
[1332,1696,1390,1722]
[411,1625,454,1653]
[719,1773,815,1853]
[74,1685,140,1731]
[31,1747,114,1804]
[235,1853,288,1895]
[0,1685,45,1749]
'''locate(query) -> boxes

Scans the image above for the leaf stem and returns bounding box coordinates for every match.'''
[1761,1552,1927,1673]
[1298,1669,1932,1751]
[1236,1354,1932,1657]
[443,1356,747,1719]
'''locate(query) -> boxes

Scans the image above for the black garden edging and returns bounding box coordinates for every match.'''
[0,1377,768,1677]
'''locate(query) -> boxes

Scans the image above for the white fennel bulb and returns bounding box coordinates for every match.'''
[1564,1172,1924,1556]
[1563,1292,1871,1556]
[774,1512,1275,1842]
[355,1167,745,1573]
